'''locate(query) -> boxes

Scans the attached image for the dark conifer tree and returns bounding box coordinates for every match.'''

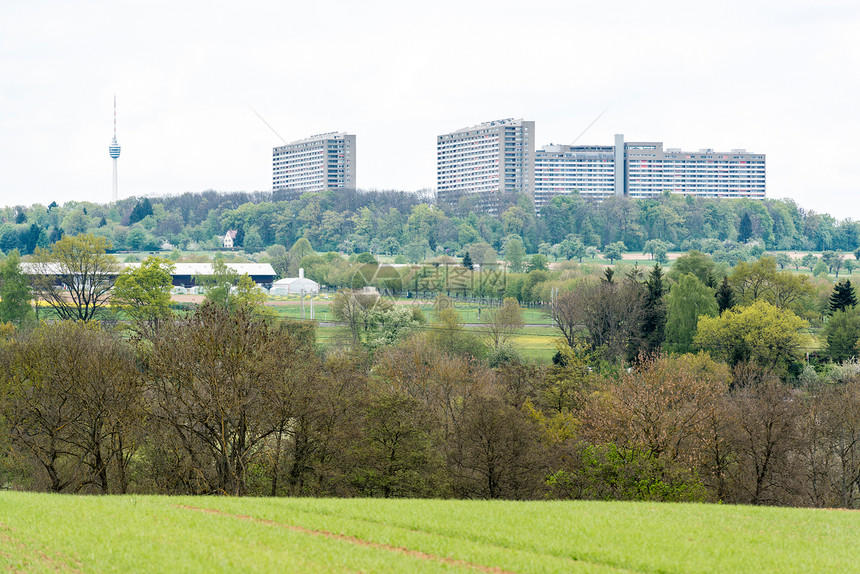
[128,198,153,225]
[462,252,473,270]
[738,212,753,243]
[716,276,735,315]
[640,264,667,352]
[603,267,614,283]
[829,279,857,314]
[233,225,245,247]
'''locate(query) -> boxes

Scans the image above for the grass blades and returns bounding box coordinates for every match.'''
[1,494,858,573]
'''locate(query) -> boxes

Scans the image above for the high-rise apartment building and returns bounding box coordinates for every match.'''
[272,132,355,193]
[436,119,535,204]
[534,134,765,209]
[534,144,616,208]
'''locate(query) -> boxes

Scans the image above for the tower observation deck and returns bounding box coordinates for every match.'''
[109,96,121,202]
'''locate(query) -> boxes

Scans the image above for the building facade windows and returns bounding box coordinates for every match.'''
[273,132,356,193]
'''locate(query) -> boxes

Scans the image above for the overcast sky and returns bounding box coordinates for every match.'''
[2,1,859,218]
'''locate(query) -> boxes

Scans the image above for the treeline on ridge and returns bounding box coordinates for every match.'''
[0,188,858,259]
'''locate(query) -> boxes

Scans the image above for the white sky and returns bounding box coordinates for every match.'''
[2,0,859,218]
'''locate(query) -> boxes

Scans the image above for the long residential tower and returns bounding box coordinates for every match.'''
[534,134,765,209]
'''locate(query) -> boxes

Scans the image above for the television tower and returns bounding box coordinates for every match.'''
[108,96,121,202]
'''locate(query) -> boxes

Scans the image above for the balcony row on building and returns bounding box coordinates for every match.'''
[272,120,766,209]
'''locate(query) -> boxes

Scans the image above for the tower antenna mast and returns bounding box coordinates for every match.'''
[108,96,122,202]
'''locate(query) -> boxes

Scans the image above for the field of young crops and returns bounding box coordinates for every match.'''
[0,493,857,573]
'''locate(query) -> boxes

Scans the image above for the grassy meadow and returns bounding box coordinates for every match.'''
[0,493,857,573]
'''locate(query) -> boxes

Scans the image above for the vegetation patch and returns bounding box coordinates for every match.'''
[0,493,858,573]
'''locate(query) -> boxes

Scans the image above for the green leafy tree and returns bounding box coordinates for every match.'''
[29,233,121,321]
[404,241,429,263]
[665,273,717,353]
[694,300,809,371]
[643,239,669,263]
[730,257,815,312]
[538,242,553,260]
[354,252,376,264]
[823,307,860,361]
[801,253,818,272]
[822,251,844,276]
[0,251,34,327]
[502,236,525,273]
[527,253,549,272]
[112,256,175,336]
[0,249,34,327]
[331,290,420,350]
[603,241,626,265]
[288,237,315,276]
[668,250,717,286]
[558,236,586,262]
[128,198,153,225]
[202,259,267,313]
[466,242,497,267]
[243,227,264,253]
[775,253,792,270]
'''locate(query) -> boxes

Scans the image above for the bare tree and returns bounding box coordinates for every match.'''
[1,321,142,493]
[448,396,544,499]
[480,297,524,351]
[144,303,301,495]
[725,376,801,505]
[553,277,645,360]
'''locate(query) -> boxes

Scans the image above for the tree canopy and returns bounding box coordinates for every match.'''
[29,233,120,321]
[694,300,809,371]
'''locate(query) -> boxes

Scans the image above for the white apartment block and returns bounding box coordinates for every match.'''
[534,144,616,208]
[625,141,765,199]
[436,119,535,204]
[273,132,355,193]
[534,134,765,209]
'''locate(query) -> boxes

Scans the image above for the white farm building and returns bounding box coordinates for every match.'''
[269,268,319,296]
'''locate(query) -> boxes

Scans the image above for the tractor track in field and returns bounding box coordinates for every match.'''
[177,504,643,573]
[177,504,516,573]
[0,522,84,574]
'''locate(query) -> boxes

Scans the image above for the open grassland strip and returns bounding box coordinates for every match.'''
[192,498,860,574]
[0,520,84,574]
[0,494,512,573]
[178,498,630,574]
[2,494,859,573]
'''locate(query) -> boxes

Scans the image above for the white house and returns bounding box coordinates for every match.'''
[223,230,237,248]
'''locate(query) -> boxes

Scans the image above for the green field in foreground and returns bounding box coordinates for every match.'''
[0,494,857,573]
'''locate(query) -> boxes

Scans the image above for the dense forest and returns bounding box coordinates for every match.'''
[0,189,858,262]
